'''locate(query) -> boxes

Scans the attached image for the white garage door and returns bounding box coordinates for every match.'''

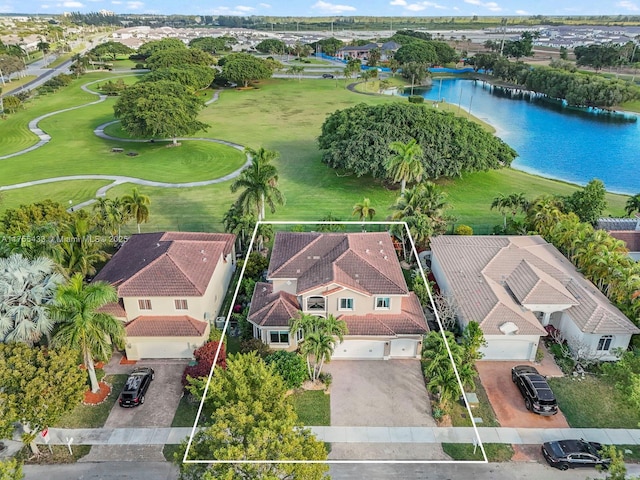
[332,340,385,359]
[132,340,192,359]
[482,339,534,360]
[390,338,417,357]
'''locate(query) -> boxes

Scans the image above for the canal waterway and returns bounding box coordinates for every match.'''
[408,78,639,195]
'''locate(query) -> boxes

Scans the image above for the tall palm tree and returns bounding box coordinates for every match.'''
[0,254,64,345]
[230,148,285,221]
[57,216,110,278]
[223,202,256,253]
[51,274,125,393]
[122,188,151,234]
[352,198,376,221]
[385,139,425,195]
[625,193,640,217]
[525,195,564,239]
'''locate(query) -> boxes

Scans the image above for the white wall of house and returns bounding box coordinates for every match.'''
[559,313,631,361]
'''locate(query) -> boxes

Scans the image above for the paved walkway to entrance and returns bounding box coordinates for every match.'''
[29,426,640,447]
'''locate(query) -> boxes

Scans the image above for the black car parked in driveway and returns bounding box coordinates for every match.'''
[542,439,610,470]
[119,367,154,407]
[511,365,558,415]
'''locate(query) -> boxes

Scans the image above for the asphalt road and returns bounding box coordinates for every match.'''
[24,460,640,480]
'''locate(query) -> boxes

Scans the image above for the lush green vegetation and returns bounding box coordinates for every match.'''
[290,390,331,426]
[548,376,640,428]
[442,443,514,461]
[55,374,128,428]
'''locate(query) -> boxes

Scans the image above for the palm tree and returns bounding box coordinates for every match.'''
[57,216,110,278]
[525,195,564,239]
[230,147,285,221]
[51,274,125,393]
[223,202,256,253]
[625,193,640,217]
[0,254,64,345]
[385,139,425,195]
[122,188,151,234]
[352,198,376,221]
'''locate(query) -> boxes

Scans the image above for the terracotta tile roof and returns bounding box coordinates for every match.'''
[608,231,640,252]
[430,235,638,337]
[125,315,208,337]
[339,294,428,336]
[248,282,300,327]
[97,299,127,318]
[269,232,408,296]
[93,232,234,297]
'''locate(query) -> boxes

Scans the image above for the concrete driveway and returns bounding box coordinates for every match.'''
[476,361,570,428]
[323,360,450,461]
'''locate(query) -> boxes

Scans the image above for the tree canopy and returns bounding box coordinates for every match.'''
[563,178,607,225]
[113,80,209,143]
[142,65,215,90]
[221,53,274,87]
[189,36,237,54]
[255,38,286,54]
[88,41,133,60]
[145,47,214,71]
[136,38,185,59]
[394,42,437,66]
[318,103,516,179]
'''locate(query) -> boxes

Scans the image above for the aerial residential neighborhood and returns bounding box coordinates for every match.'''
[0,3,640,480]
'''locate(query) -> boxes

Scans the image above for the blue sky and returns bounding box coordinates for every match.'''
[3,0,640,17]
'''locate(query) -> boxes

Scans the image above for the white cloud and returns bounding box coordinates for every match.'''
[60,1,84,6]
[0,3,14,11]
[40,3,51,7]
[617,0,639,11]
[112,0,122,3]
[258,2,271,7]
[515,9,529,15]
[311,1,356,13]
[235,5,254,11]
[405,3,426,10]
[464,0,500,11]
[127,1,143,9]
[390,0,406,5]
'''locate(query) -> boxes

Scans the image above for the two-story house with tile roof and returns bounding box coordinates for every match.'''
[93,231,236,360]
[247,232,428,359]
[430,235,639,361]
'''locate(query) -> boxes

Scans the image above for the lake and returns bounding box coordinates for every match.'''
[407,78,640,195]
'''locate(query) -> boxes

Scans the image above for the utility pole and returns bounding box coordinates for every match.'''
[331,21,333,35]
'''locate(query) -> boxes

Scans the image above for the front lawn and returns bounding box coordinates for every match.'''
[548,375,640,428]
[17,445,91,464]
[442,443,514,461]
[170,394,214,427]
[290,390,330,426]
[451,376,500,428]
[55,374,127,428]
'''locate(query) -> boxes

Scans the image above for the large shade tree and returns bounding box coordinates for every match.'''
[230,147,285,221]
[0,254,64,345]
[220,52,273,87]
[180,352,328,479]
[50,274,125,393]
[113,80,209,145]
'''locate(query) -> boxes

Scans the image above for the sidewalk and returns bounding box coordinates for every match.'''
[34,426,640,447]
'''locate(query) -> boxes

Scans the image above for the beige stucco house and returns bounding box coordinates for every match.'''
[94,231,236,360]
[430,235,639,362]
[248,232,428,359]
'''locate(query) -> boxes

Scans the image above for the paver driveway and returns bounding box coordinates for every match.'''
[324,360,435,427]
[476,361,570,428]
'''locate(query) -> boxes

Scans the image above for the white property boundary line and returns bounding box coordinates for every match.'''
[183,221,487,465]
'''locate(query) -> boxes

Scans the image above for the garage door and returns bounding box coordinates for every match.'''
[131,340,192,359]
[482,339,534,360]
[332,340,384,359]
[389,338,417,357]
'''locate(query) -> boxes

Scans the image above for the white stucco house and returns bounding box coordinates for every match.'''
[430,235,639,362]
[247,232,428,360]
[94,231,236,360]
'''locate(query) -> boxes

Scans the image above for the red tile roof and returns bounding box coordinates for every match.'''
[248,282,300,327]
[97,299,127,318]
[125,315,208,337]
[339,294,428,336]
[93,232,235,297]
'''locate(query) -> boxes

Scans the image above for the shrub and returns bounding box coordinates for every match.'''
[241,251,269,280]
[2,96,21,113]
[134,63,145,69]
[239,338,273,357]
[454,224,473,235]
[208,327,228,346]
[318,372,332,388]
[181,341,226,388]
[265,350,308,389]
[408,95,424,103]
[548,341,576,374]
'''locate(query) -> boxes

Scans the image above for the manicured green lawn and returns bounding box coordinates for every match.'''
[170,394,214,427]
[55,374,128,428]
[451,376,500,427]
[1,75,37,94]
[548,375,640,428]
[0,180,112,211]
[291,390,330,426]
[0,74,631,233]
[442,443,514,462]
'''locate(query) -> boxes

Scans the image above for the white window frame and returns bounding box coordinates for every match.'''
[375,297,391,310]
[338,298,354,311]
[174,299,188,310]
[296,329,304,343]
[597,335,613,351]
[269,330,290,344]
[138,299,152,310]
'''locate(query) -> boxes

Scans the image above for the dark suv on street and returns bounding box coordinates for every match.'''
[119,367,155,408]
[511,365,558,415]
